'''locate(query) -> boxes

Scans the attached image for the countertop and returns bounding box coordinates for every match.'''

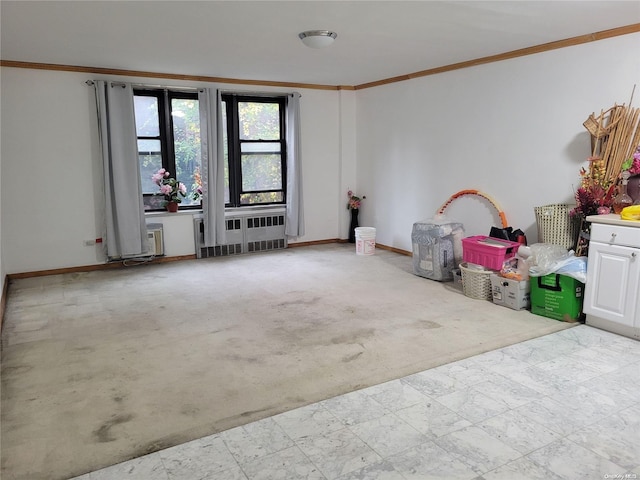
[586,213,640,228]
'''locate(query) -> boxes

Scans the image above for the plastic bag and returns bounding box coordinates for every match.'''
[527,243,587,283]
[500,256,530,281]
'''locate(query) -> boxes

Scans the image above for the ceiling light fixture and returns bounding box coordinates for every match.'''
[298,30,337,48]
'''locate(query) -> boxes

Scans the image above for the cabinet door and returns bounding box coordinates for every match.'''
[584,241,640,327]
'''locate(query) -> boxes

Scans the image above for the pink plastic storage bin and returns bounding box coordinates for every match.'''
[461,235,521,271]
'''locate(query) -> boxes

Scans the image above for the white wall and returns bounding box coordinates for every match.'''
[356,33,640,251]
[0,68,343,274]
[338,89,357,239]
[2,33,638,274]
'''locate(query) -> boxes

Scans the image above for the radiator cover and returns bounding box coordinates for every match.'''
[194,212,287,258]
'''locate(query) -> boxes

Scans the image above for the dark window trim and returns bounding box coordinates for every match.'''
[135,88,200,211]
[222,94,287,208]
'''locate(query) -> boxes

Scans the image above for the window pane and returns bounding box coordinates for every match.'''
[138,139,162,194]
[143,194,167,211]
[240,192,284,204]
[238,102,280,140]
[171,97,201,206]
[241,142,281,153]
[138,139,161,154]
[134,96,159,136]
[241,154,282,191]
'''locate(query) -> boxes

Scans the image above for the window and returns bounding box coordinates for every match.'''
[134,89,201,211]
[222,95,286,207]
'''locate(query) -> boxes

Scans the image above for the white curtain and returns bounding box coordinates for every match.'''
[285,92,305,238]
[94,80,147,258]
[198,88,226,246]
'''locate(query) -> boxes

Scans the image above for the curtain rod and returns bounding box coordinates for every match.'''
[85,80,198,92]
[85,81,300,97]
[219,90,300,98]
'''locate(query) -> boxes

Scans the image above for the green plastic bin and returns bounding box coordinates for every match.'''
[530,273,584,322]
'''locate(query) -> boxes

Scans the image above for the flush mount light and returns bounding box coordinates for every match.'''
[298,30,337,48]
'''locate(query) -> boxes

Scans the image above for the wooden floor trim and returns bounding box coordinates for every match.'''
[375,243,412,256]
[7,254,197,280]
[0,275,8,333]
[5,240,413,281]
[288,238,340,248]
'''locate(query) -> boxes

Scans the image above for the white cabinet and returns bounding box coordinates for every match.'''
[584,215,640,339]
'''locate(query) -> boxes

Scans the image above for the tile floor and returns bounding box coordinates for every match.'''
[70,325,640,480]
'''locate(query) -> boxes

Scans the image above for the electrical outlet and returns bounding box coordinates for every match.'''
[84,240,96,246]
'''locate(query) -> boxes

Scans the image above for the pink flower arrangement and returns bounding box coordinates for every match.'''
[570,147,640,218]
[570,157,615,217]
[347,190,365,210]
[152,168,187,204]
[621,146,640,176]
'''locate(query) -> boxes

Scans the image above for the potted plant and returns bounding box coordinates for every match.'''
[152,168,187,212]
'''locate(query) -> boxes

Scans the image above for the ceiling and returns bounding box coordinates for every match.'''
[1,1,639,88]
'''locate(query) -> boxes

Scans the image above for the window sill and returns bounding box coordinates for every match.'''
[145,209,201,218]
[145,205,286,219]
[225,205,286,215]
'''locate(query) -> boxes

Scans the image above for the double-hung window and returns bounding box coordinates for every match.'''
[134,89,201,211]
[133,90,287,211]
[222,94,286,207]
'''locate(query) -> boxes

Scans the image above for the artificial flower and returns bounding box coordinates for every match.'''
[347,190,365,210]
[153,168,187,204]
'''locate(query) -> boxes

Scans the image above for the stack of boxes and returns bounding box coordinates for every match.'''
[460,235,584,320]
[460,236,526,307]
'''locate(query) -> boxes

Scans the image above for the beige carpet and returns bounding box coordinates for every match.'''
[1,244,573,480]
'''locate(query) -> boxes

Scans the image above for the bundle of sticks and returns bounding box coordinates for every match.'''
[584,87,640,183]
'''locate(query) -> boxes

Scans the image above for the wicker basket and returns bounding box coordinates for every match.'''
[459,262,493,300]
[534,204,581,250]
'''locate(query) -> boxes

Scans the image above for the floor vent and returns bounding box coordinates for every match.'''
[194,213,286,259]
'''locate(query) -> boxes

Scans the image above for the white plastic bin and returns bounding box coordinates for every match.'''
[355,227,376,255]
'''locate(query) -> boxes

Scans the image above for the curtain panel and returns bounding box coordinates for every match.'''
[285,92,305,238]
[93,80,147,258]
[198,88,227,247]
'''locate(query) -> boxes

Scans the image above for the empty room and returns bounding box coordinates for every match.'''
[1,2,640,480]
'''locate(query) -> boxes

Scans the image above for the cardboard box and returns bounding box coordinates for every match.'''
[490,274,530,310]
[530,273,584,322]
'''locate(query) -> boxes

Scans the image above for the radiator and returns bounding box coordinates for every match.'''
[194,212,287,259]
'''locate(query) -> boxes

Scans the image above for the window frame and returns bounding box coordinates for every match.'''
[222,94,287,208]
[134,88,201,212]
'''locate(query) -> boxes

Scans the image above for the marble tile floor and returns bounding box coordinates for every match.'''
[70,325,640,480]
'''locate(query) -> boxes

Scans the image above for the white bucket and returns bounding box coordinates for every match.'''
[355,227,376,255]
